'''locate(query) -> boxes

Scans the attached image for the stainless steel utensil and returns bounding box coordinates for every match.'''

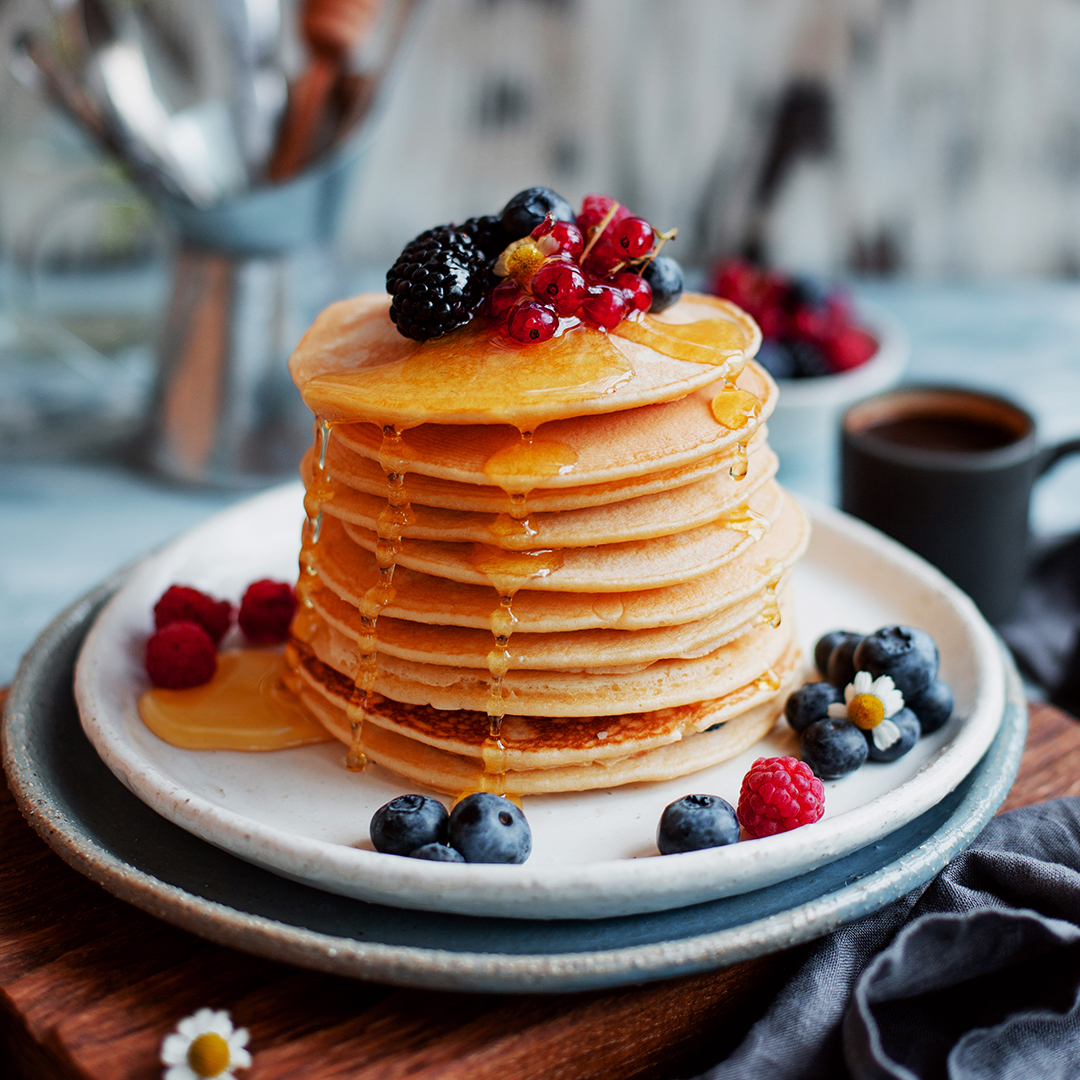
[10,0,419,485]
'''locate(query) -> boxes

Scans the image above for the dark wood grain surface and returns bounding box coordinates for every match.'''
[1,691,1075,1080]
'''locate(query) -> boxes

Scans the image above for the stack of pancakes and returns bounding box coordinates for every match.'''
[284,292,808,795]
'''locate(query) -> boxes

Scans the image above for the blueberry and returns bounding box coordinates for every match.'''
[500,187,575,240]
[786,338,831,378]
[784,681,843,734]
[447,793,531,864]
[643,256,684,313]
[826,633,863,689]
[800,718,868,779]
[864,707,921,762]
[786,275,832,311]
[370,794,448,856]
[756,339,796,380]
[906,679,953,734]
[853,626,939,701]
[657,794,740,854]
[814,630,860,677]
[408,843,466,862]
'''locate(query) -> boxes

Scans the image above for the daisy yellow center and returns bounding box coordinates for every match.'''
[188,1032,231,1077]
[504,241,545,284]
[848,693,885,730]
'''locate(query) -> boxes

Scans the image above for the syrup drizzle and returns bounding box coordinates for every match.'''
[759,558,784,628]
[756,667,782,692]
[724,504,771,542]
[287,418,334,673]
[468,429,574,794]
[344,424,411,770]
[710,384,762,482]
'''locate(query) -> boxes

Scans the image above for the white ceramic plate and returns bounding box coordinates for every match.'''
[74,485,1004,920]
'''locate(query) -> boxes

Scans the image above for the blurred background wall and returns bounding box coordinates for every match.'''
[7,0,1080,279]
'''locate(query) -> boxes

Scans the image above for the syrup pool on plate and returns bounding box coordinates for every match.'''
[138,649,330,751]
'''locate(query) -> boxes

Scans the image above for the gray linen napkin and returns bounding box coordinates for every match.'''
[683,798,1080,1080]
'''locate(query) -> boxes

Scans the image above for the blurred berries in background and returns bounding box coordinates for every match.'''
[710,260,877,380]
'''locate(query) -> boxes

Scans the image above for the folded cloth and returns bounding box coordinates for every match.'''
[1000,534,1080,714]
[682,798,1080,1080]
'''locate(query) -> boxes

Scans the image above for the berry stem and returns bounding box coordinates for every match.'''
[638,226,679,273]
[580,201,623,262]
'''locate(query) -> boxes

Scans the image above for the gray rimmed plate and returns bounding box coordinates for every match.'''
[3,578,1026,993]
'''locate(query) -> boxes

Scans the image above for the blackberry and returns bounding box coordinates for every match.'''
[386,225,489,341]
[458,214,508,262]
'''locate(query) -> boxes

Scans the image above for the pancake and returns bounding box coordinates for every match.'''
[326,361,776,489]
[306,576,785,670]
[290,293,762,428]
[311,496,808,631]
[284,288,808,793]
[291,642,799,795]
[313,424,772,515]
[337,480,786,592]
[299,589,795,716]
[307,439,778,549]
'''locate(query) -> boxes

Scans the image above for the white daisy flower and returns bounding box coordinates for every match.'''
[160,1008,251,1080]
[828,671,906,751]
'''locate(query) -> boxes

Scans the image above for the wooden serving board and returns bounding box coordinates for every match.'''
[1,692,1076,1080]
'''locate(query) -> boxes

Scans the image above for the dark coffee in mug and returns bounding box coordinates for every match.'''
[841,387,1080,624]
[866,415,1020,454]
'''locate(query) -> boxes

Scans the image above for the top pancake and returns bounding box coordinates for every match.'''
[290,292,762,429]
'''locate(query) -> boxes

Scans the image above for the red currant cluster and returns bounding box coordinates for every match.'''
[491,195,673,345]
[711,260,878,379]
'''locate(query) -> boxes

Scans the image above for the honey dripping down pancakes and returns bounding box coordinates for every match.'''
[283,190,808,796]
[284,290,809,796]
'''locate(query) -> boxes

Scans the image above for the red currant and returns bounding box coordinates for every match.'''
[534,219,585,260]
[613,217,655,259]
[612,271,652,313]
[531,259,587,315]
[489,280,521,318]
[582,285,628,331]
[507,300,558,343]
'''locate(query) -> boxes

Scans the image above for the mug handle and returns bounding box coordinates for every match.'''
[1039,438,1080,476]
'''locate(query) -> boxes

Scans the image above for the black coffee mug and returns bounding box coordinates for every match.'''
[840,386,1080,624]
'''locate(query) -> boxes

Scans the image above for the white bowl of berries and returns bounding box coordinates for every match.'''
[711,262,908,499]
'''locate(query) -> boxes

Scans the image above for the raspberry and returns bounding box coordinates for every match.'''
[145,622,217,689]
[153,585,232,644]
[737,756,825,839]
[825,325,878,372]
[576,194,631,238]
[238,579,297,644]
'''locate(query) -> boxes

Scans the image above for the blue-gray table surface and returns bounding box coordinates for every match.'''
[3,282,1080,686]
